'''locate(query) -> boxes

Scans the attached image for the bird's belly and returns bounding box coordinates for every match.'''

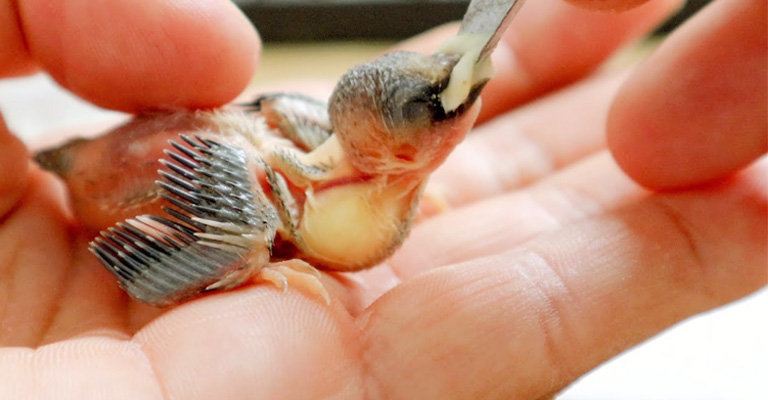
[297,181,417,271]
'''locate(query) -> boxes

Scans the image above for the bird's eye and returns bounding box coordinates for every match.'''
[401,97,430,122]
[383,74,439,130]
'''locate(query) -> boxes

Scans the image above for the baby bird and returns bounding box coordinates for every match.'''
[34,50,488,306]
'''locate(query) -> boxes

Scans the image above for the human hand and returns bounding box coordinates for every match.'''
[0,1,764,400]
[383,0,766,398]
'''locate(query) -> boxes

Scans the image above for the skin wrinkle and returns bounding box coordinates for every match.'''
[532,229,623,380]
[36,263,74,346]
[645,198,704,277]
[28,279,63,348]
[0,177,71,347]
[524,186,587,229]
[641,201,712,305]
[41,243,99,343]
[539,183,604,223]
[0,243,19,338]
[132,338,172,400]
[30,179,75,349]
[606,199,721,314]
[652,172,767,304]
[357,287,401,400]
[0,209,21,343]
[357,294,402,400]
[509,249,577,390]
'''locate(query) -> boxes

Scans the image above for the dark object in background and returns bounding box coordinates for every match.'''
[234,0,712,43]
[236,0,468,42]
[654,0,711,34]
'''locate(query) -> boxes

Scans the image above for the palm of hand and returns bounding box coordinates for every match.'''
[1,0,765,399]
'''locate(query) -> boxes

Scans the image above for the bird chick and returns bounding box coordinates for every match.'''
[34,50,487,306]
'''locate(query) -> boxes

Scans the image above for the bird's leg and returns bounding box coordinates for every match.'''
[248,93,353,187]
[268,146,331,185]
[247,93,332,151]
[257,259,331,304]
[262,163,302,238]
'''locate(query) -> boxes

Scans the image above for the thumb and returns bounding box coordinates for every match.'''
[607,0,767,189]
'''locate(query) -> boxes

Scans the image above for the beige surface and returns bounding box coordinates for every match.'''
[252,38,657,85]
[254,41,393,85]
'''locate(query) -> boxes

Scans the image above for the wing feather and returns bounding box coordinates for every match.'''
[89,135,277,306]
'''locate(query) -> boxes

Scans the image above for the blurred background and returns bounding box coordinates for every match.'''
[2,1,766,399]
[235,0,707,42]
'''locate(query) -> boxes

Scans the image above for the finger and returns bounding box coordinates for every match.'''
[479,0,681,122]
[0,338,167,399]
[607,0,768,189]
[133,289,363,399]
[17,0,260,112]
[361,160,767,399]
[397,0,680,123]
[428,70,628,208]
[0,114,28,217]
[3,290,364,398]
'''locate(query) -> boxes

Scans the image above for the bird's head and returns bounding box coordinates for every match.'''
[329,51,487,178]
